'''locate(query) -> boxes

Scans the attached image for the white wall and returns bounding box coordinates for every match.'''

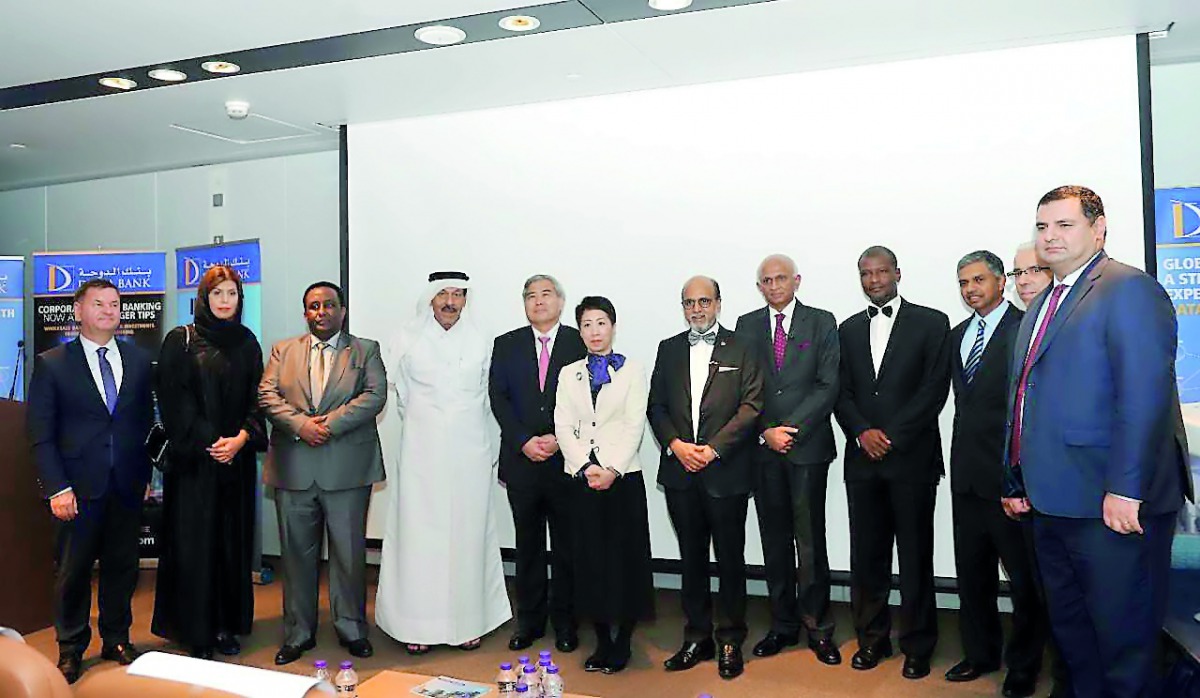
[349,35,1147,579]
[0,150,341,556]
[1152,60,1200,189]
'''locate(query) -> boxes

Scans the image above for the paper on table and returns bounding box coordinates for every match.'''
[127,651,335,698]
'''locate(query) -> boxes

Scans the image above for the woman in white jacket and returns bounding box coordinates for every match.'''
[554,296,654,674]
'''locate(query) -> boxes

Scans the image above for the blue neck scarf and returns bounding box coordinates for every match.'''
[587,352,626,393]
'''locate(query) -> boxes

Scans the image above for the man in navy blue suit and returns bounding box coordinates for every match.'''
[1002,186,1191,697]
[27,279,155,684]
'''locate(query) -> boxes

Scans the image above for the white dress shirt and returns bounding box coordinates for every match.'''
[959,301,1011,365]
[310,331,341,404]
[56,335,124,499]
[869,295,902,376]
[768,298,799,341]
[689,324,719,438]
[1026,251,1101,357]
[532,323,561,360]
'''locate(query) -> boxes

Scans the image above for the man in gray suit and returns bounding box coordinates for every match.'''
[259,281,387,666]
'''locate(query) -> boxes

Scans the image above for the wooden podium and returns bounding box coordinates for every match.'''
[0,400,55,634]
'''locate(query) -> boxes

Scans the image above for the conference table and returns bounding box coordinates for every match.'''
[357,671,598,698]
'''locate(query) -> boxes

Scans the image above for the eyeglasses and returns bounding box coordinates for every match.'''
[1006,266,1049,278]
[681,298,716,310]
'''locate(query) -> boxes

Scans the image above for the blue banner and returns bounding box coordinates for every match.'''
[175,239,262,338]
[0,257,25,401]
[1157,188,1200,404]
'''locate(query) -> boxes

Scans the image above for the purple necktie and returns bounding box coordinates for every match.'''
[1010,284,1066,468]
[773,313,787,372]
[538,335,551,392]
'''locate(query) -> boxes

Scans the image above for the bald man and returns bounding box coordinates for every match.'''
[649,276,764,679]
[1009,244,1053,309]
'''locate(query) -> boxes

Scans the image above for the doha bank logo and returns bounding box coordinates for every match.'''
[46,264,75,293]
[1172,200,1200,240]
[182,257,203,286]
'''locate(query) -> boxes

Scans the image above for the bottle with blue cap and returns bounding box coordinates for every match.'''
[542,664,564,698]
[496,661,518,696]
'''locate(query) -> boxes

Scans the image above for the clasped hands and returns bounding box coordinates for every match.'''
[521,435,560,462]
[858,428,891,460]
[582,464,618,491]
[670,439,717,472]
[208,429,250,463]
[298,415,332,447]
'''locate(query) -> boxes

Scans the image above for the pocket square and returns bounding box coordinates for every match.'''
[795,340,812,351]
[717,366,740,373]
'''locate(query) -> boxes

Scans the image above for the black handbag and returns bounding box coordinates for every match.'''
[147,325,190,473]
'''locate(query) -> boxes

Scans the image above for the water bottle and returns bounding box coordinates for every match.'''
[334,660,358,697]
[496,661,518,696]
[517,654,532,677]
[542,665,564,698]
[313,660,332,685]
[516,685,530,695]
[521,664,541,697]
[537,654,553,683]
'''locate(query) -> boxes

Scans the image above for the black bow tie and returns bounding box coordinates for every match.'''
[867,305,894,319]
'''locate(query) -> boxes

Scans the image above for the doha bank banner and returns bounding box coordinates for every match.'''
[31,251,167,356]
[0,257,24,401]
[175,239,262,338]
[1157,187,1200,404]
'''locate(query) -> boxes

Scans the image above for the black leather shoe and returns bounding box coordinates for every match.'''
[664,639,716,671]
[808,637,842,665]
[189,645,215,660]
[508,629,545,651]
[751,632,800,657]
[584,649,608,672]
[340,638,374,658]
[215,632,241,656]
[945,659,999,682]
[274,638,317,666]
[718,643,744,680]
[101,642,141,665]
[555,633,579,653]
[902,654,931,680]
[1001,671,1038,697]
[57,654,82,685]
[850,641,893,671]
[603,647,631,674]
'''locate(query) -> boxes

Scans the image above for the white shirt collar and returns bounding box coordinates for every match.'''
[311,332,341,349]
[870,295,903,314]
[770,298,799,321]
[1055,251,1103,287]
[974,299,1010,326]
[532,323,561,342]
[79,333,119,355]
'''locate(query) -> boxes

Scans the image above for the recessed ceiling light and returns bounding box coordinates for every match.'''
[499,15,541,32]
[414,25,467,45]
[201,61,241,74]
[99,77,137,90]
[148,68,187,82]
[9,143,27,150]
[566,73,582,80]
[648,0,694,9]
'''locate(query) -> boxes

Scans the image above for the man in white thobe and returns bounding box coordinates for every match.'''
[375,271,511,651]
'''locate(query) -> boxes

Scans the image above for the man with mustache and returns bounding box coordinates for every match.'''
[376,271,512,653]
[649,275,764,679]
[835,246,951,680]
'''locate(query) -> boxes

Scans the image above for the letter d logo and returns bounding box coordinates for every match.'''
[48,264,73,293]
[184,258,201,286]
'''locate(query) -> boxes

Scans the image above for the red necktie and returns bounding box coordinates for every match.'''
[1010,284,1066,468]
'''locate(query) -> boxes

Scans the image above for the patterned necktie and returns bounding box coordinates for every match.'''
[963,318,986,384]
[687,329,717,346]
[773,313,787,371]
[96,346,118,413]
[312,341,329,406]
[537,335,552,392]
[1010,284,1067,467]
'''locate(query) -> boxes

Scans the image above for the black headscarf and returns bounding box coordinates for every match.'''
[192,278,254,350]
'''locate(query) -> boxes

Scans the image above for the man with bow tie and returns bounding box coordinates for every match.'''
[733,254,842,666]
[834,245,951,680]
[649,275,764,680]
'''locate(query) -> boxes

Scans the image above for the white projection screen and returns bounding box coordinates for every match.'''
[349,35,1146,579]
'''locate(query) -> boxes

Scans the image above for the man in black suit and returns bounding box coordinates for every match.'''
[944,251,1043,698]
[489,274,587,652]
[27,279,155,684]
[649,275,764,680]
[834,245,951,680]
[733,254,842,666]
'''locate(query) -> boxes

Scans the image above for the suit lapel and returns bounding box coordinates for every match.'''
[542,330,566,395]
[69,339,110,415]
[297,336,315,411]
[699,329,734,412]
[318,334,353,412]
[874,300,905,383]
[113,341,135,412]
[950,320,967,394]
[1032,254,1107,367]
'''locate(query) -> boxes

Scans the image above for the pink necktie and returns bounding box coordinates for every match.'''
[1010,284,1066,467]
[773,313,787,372]
[538,335,552,392]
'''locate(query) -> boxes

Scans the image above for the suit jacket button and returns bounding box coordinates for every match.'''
[776,389,783,396]
[873,391,879,396]
[540,407,546,412]
[592,422,596,427]
[590,439,595,444]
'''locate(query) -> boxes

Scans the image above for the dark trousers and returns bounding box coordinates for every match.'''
[664,487,749,645]
[754,456,834,639]
[54,488,143,656]
[1032,511,1175,698]
[951,493,1045,675]
[846,478,938,658]
[507,471,576,636]
[1021,519,1073,693]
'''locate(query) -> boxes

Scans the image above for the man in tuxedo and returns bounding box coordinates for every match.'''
[835,245,951,680]
[649,275,764,680]
[1002,186,1190,697]
[1009,243,1053,310]
[27,279,155,683]
[944,251,1044,697]
[259,281,386,665]
[489,274,587,652]
[733,254,842,666]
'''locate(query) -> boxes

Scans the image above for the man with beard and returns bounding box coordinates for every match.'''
[649,275,764,679]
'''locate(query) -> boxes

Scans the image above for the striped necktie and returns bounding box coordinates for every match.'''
[963,318,985,384]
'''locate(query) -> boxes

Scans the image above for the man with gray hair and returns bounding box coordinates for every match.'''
[489,274,587,652]
[1009,243,1053,309]
[944,251,1044,697]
